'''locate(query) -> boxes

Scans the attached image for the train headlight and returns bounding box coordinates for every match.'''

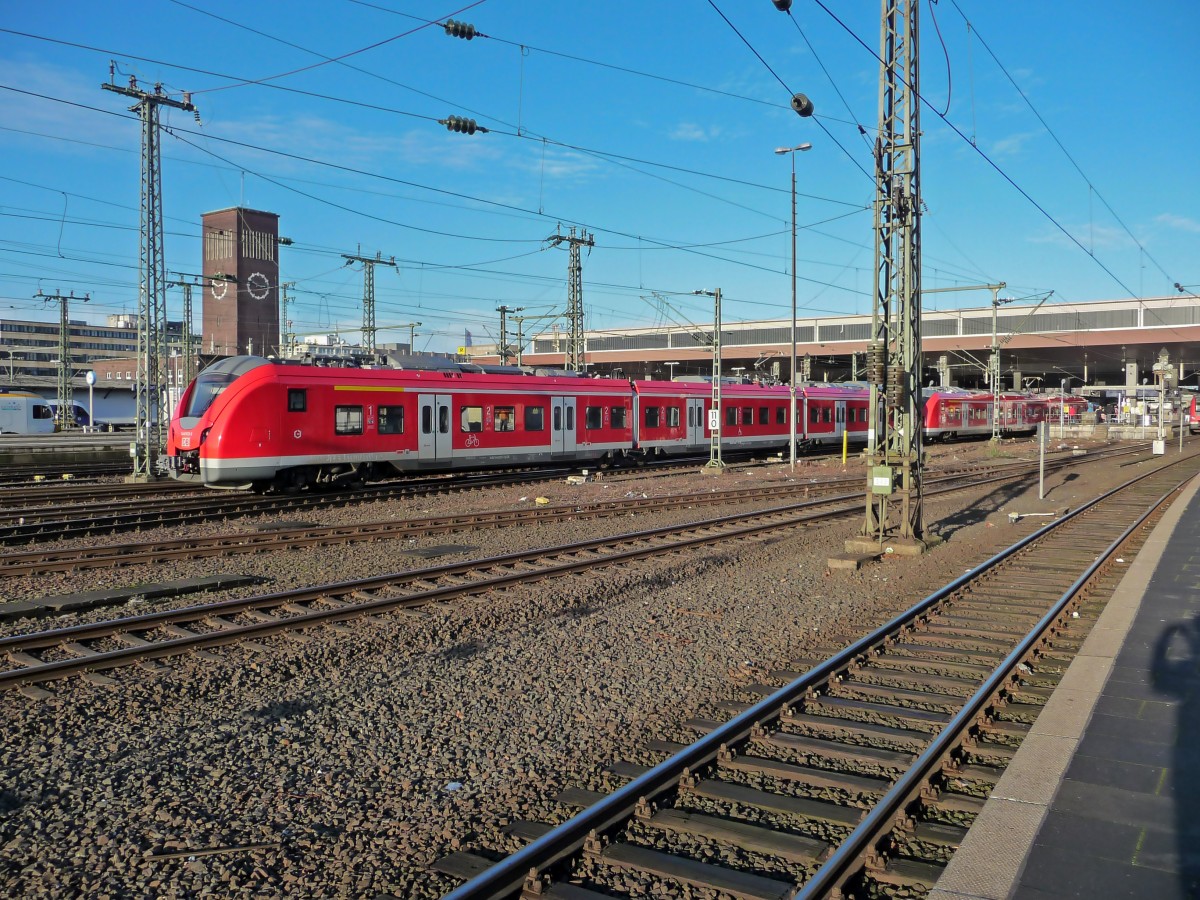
[199,427,211,446]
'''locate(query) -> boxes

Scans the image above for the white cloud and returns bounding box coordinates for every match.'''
[510,145,599,181]
[1155,213,1200,233]
[988,130,1040,157]
[0,57,139,150]
[670,122,721,142]
[1029,223,1136,251]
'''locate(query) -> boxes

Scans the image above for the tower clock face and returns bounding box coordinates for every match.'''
[210,278,228,300]
[247,272,270,301]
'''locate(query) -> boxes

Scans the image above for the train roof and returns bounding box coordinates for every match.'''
[0,390,46,399]
[200,356,635,395]
[213,354,602,381]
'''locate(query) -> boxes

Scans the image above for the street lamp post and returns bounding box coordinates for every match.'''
[775,142,812,471]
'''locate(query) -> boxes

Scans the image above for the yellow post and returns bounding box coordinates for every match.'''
[842,428,848,465]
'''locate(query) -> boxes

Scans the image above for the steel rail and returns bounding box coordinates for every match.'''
[440,457,1197,900]
[797,473,1189,898]
[0,446,1149,576]
[0,465,1066,691]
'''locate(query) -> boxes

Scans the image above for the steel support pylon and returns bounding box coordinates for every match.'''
[854,0,925,554]
[103,75,194,478]
[547,227,594,372]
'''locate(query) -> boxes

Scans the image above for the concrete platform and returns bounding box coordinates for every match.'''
[930,475,1200,900]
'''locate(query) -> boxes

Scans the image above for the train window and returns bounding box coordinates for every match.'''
[823,407,832,423]
[726,406,737,426]
[566,407,575,430]
[33,404,52,419]
[553,406,562,431]
[185,371,237,417]
[758,407,769,425]
[667,407,681,428]
[776,407,786,425]
[611,406,627,429]
[645,406,662,428]
[422,406,432,434]
[288,389,307,413]
[688,406,695,428]
[741,407,752,426]
[494,406,516,431]
[810,406,820,424]
[439,405,450,433]
[460,406,483,432]
[525,406,545,431]
[378,405,404,435]
[585,406,603,430]
[836,407,844,423]
[335,405,364,435]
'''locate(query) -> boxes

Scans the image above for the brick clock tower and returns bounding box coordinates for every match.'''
[201,207,280,357]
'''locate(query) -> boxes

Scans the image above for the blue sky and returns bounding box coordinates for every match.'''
[1,1,1197,354]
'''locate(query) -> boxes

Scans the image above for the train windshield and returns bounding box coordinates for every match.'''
[183,356,270,418]
[185,372,239,418]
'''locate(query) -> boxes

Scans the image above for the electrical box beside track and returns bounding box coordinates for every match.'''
[871,465,896,495]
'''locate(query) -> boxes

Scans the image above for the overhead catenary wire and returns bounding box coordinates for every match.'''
[942,0,1175,287]
[805,0,1149,303]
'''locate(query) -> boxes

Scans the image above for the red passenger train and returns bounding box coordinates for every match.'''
[921,389,1045,440]
[167,357,867,490]
[166,357,1054,490]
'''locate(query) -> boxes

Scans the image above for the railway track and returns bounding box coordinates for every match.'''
[0,442,1140,545]
[429,455,1200,900]
[0,447,1171,698]
[0,468,576,544]
[0,446,1149,574]
[0,460,132,486]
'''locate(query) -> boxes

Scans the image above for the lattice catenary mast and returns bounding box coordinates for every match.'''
[547,227,594,372]
[342,248,397,356]
[853,0,925,553]
[102,67,194,478]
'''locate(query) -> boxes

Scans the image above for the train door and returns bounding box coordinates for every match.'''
[418,393,452,461]
[833,400,847,439]
[551,396,577,454]
[686,398,705,447]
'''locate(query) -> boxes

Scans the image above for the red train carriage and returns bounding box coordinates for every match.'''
[921,389,1049,440]
[1190,394,1199,434]
[922,389,993,440]
[168,356,900,491]
[715,382,795,453]
[168,356,636,489]
[798,384,870,450]
[631,380,712,455]
[996,392,1044,435]
[631,379,808,456]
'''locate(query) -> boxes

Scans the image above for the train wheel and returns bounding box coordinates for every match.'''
[281,469,309,493]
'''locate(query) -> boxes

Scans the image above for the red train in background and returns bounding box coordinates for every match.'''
[166,356,1055,490]
[921,388,1045,440]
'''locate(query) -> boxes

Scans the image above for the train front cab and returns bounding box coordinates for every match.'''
[168,356,275,484]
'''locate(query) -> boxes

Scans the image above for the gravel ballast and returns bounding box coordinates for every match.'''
[0,438,1172,898]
